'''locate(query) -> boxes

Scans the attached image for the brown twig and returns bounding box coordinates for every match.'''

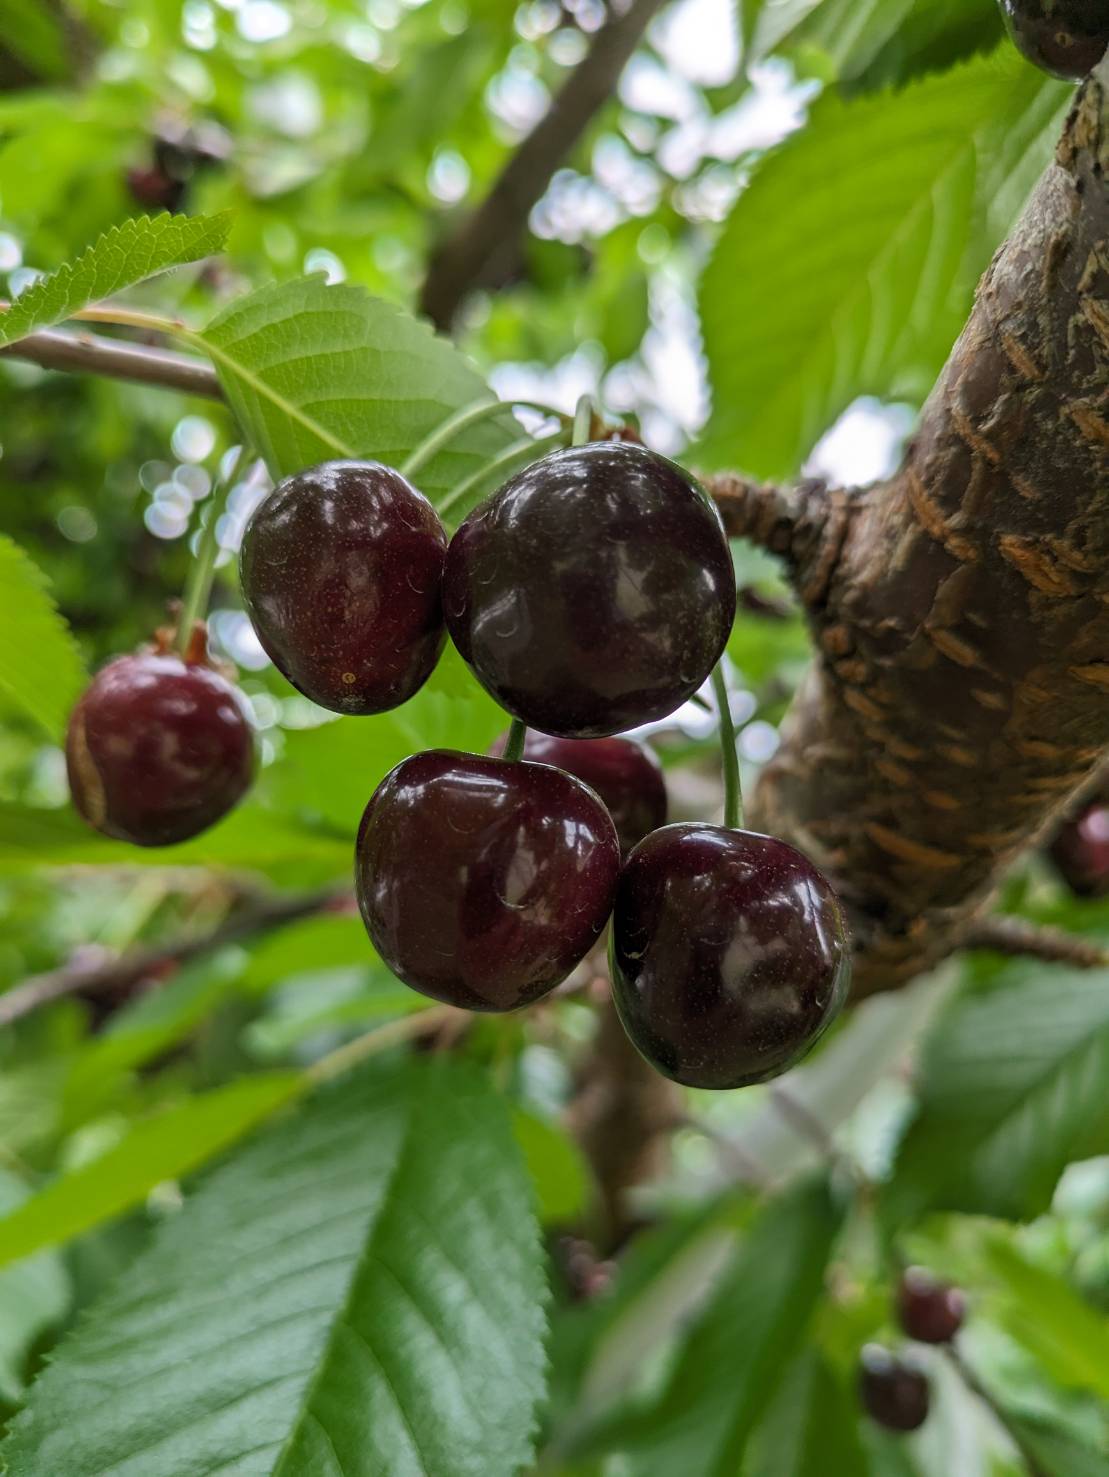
[419,0,673,329]
[961,916,1108,969]
[0,886,349,1028]
[0,326,222,398]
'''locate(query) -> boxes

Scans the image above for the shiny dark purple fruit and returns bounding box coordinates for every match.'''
[490,731,667,854]
[1049,802,1109,897]
[859,1346,930,1433]
[66,647,254,847]
[897,1268,966,1345]
[443,442,736,738]
[610,823,850,1090]
[1000,0,1109,78]
[240,460,447,715]
[355,750,620,1011]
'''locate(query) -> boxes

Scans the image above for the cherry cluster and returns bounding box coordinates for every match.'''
[67,432,850,1089]
[999,0,1109,79]
[860,1268,967,1435]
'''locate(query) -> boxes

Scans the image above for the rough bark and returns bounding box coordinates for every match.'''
[745,77,1109,997]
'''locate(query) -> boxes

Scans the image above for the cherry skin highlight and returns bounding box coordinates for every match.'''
[66,650,254,847]
[443,442,736,738]
[490,731,667,855]
[610,823,850,1090]
[1000,0,1109,79]
[240,459,447,715]
[859,1346,930,1433]
[1049,802,1109,897]
[355,751,620,1011]
[897,1267,966,1345]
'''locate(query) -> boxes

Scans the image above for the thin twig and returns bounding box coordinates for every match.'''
[307,1005,459,1084]
[962,915,1108,969]
[943,1346,1049,1477]
[1,325,222,398]
[0,886,348,1028]
[419,0,673,329]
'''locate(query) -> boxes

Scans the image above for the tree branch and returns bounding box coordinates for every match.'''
[419,0,672,330]
[0,326,222,398]
[0,886,347,1028]
[962,916,1108,969]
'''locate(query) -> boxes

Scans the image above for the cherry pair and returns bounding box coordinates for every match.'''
[860,1268,967,1434]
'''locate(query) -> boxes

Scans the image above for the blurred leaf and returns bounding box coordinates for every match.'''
[0,537,85,740]
[245,966,424,1060]
[238,911,369,993]
[0,0,71,82]
[698,50,1067,477]
[743,1350,867,1475]
[617,1178,844,1475]
[198,275,529,520]
[0,1073,302,1268]
[0,1169,69,1404]
[512,1107,592,1225]
[1009,1417,1109,1477]
[0,213,232,348]
[1,1061,548,1477]
[884,967,1109,1227]
[981,1237,1109,1401]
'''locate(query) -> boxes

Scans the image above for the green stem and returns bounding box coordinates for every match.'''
[710,663,744,830]
[502,717,528,762]
[176,446,249,655]
[572,393,594,447]
[438,430,564,520]
[399,399,567,481]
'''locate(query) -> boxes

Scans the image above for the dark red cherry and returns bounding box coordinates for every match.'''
[859,1346,930,1433]
[1000,0,1109,78]
[897,1267,966,1344]
[66,644,254,847]
[1049,802,1109,897]
[240,460,447,715]
[125,165,185,213]
[443,442,736,738]
[355,750,620,1011]
[610,823,850,1090]
[490,732,667,854]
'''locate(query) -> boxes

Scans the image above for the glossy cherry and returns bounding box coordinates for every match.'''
[858,1346,930,1433]
[1000,1,1109,78]
[1049,802,1109,897]
[240,460,447,715]
[490,731,667,855]
[355,750,620,1011]
[897,1267,966,1345]
[66,637,254,847]
[443,442,736,738]
[610,823,849,1090]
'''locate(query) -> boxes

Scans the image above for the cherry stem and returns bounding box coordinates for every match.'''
[710,663,744,830]
[572,393,594,446]
[438,429,564,519]
[175,445,251,656]
[400,399,568,481]
[502,717,528,763]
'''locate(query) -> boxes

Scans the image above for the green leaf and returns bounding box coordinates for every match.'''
[512,1107,592,1225]
[698,50,1067,477]
[743,1351,867,1476]
[0,212,232,348]
[884,966,1109,1227]
[198,275,527,519]
[1008,1418,1109,1477]
[0,1073,302,1268]
[981,1238,1109,1402]
[0,1170,69,1404]
[2,1061,548,1477]
[0,0,71,81]
[622,1178,844,1476]
[0,536,85,740]
[787,0,1004,90]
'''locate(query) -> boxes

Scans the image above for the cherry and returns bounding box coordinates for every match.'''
[1000,1,1109,78]
[1049,802,1109,897]
[240,460,447,715]
[490,731,667,854]
[355,750,620,1011]
[125,166,185,214]
[443,442,736,738]
[66,638,254,847]
[610,824,849,1089]
[897,1267,966,1344]
[858,1345,930,1433]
